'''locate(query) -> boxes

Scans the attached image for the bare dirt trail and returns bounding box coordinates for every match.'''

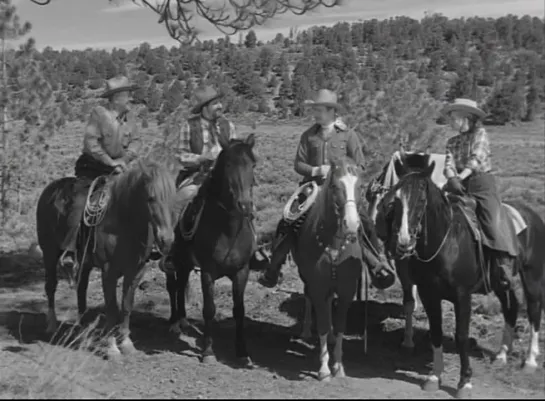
[0,253,544,399]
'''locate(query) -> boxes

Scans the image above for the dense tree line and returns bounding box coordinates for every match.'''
[22,13,544,125]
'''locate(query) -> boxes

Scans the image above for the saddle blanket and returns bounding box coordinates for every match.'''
[451,196,527,243]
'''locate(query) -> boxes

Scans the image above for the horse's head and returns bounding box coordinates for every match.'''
[110,160,177,255]
[211,133,257,216]
[325,156,365,236]
[389,160,436,258]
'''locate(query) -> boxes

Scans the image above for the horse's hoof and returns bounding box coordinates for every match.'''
[120,339,137,355]
[169,323,182,335]
[522,361,538,374]
[318,371,331,382]
[422,376,440,392]
[106,349,122,362]
[493,353,507,365]
[332,364,345,378]
[180,318,191,330]
[201,355,216,364]
[455,383,472,399]
[237,356,254,369]
[400,343,415,356]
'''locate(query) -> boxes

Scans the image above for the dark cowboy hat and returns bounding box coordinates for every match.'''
[191,85,223,115]
[100,75,138,99]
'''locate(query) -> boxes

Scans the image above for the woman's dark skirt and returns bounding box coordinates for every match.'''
[463,172,518,257]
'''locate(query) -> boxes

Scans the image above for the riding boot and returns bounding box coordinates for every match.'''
[258,223,294,288]
[491,251,515,292]
[60,223,79,270]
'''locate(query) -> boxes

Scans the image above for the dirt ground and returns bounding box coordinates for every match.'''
[0,251,544,399]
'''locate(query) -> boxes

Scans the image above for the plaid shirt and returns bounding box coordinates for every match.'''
[178,117,237,165]
[444,128,491,176]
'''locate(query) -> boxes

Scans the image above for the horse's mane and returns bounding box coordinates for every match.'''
[206,138,256,197]
[108,159,175,219]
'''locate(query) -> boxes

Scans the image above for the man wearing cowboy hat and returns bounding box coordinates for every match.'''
[158,85,237,274]
[258,89,394,289]
[59,75,142,271]
[442,98,518,292]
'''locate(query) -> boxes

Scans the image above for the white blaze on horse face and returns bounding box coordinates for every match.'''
[396,189,411,247]
[340,172,360,234]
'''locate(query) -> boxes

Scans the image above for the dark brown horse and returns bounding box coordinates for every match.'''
[380,152,545,398]
[166,134,257,367]
[291,156,366,381]
[365,151,448,350]
[36,160,176,359]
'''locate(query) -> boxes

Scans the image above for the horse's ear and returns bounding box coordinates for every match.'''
[423,160,436,177]
[245,133,255,148]
[393,156,405,178]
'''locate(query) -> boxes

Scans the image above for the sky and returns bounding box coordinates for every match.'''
[10,0,545,51]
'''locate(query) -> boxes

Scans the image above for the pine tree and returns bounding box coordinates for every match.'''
[1,0,63,226]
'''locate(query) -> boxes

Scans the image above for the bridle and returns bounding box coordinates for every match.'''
[389,172,453,263]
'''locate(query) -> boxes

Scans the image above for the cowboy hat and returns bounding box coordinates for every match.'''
[191,86,223,115]
[441,98,486,119]
[303,89,343,111]
[100,75,138,99]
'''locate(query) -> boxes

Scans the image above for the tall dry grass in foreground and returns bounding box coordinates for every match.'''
[1,316,115,399]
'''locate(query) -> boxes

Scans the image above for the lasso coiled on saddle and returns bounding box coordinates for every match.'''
[83,175,111,227]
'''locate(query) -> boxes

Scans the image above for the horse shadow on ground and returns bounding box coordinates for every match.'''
[1,291,499,397]
[0,250,44,290]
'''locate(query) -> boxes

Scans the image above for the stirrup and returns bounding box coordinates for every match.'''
[59,250,76,268]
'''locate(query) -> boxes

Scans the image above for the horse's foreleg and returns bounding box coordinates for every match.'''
[101,266,121,360]
[398,259,415,350]
[522,284,542,372]
[166,271,180,331]
[494,289,518,365]
[232,265,252,367]
[331,297,351,379]
[76,263,92,325]
[118,265,148,355]
[419,289,444,393]
[301,288,313,341]
[313,296,332,382]
[453,292,474,398]
[44,252,59,335]
[200,271,216,364]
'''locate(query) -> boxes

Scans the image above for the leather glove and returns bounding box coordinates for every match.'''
[445,176,465,195]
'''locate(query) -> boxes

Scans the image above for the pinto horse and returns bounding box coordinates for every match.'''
[381,152,545,398]
[167,134,257,366]
[36,160,176,359]
[292,156,366,381]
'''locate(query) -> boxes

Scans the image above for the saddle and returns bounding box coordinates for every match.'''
[178,172,208,241]
[446,194,481,242]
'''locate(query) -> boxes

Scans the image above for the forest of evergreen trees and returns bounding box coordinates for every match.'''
[21,13,543,126]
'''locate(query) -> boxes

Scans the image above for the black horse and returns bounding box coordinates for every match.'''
[378,152,545,398]
[166,133,257,367]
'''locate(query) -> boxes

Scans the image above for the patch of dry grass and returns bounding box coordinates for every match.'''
[0,317,114,399]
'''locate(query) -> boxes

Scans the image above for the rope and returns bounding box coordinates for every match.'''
[83,176,110,228]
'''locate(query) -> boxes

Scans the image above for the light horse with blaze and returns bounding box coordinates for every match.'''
[166,134,257,367]
[292,155,366,380]
[36,160,177,359]
[379,152,545,398]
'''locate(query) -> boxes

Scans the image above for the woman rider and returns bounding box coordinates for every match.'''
[442,98,518,291]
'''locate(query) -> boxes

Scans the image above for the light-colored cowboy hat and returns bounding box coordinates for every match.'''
[100,75,138,99]
[303,89,343,111]
[191,85,224,115]
[441,98,486,119]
